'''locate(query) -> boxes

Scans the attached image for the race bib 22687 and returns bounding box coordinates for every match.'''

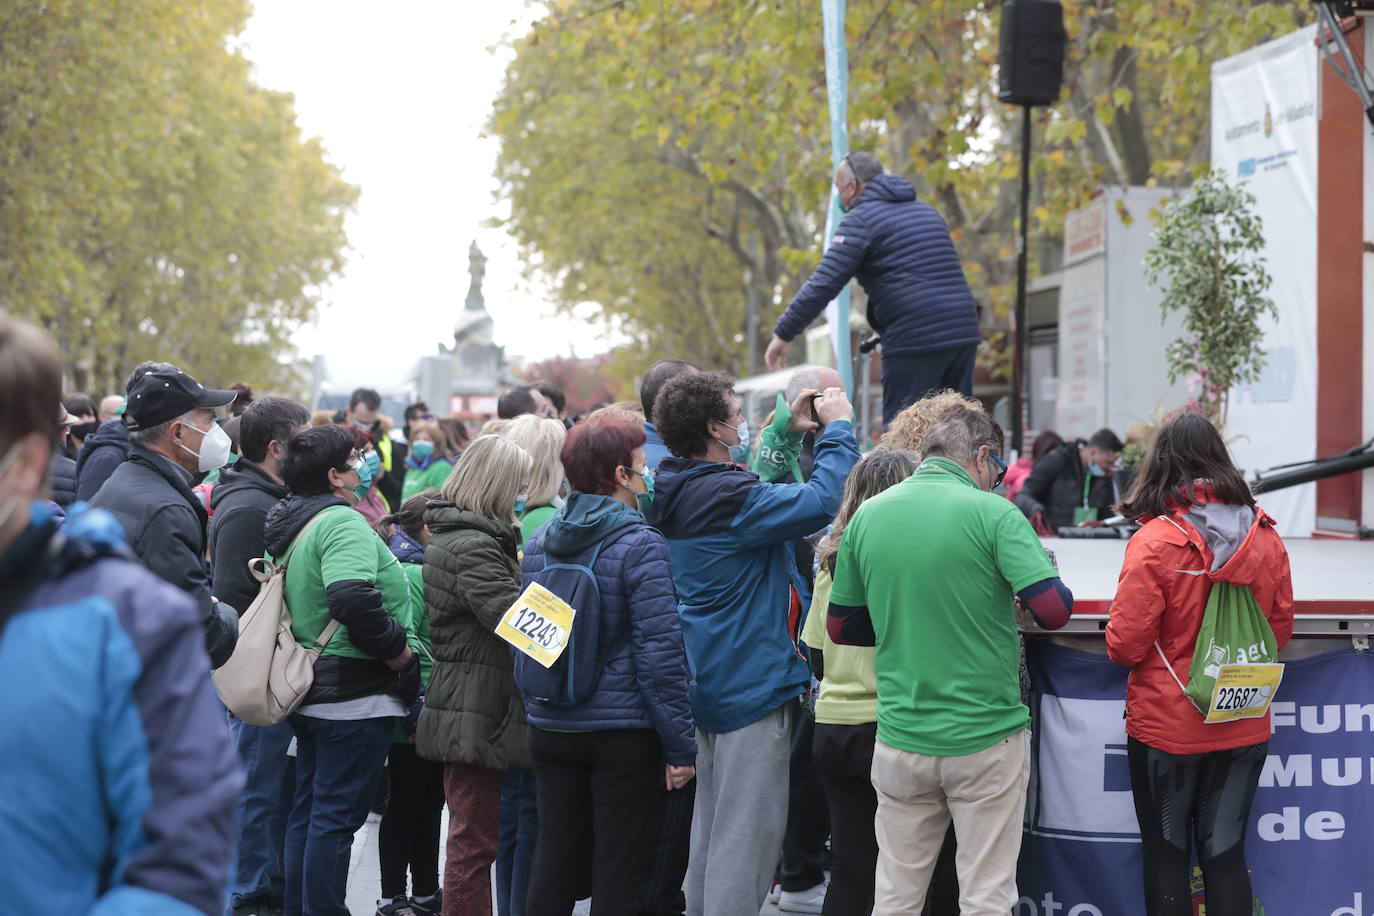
[1204,663,1285,724]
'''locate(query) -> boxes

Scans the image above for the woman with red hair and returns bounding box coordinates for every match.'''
[518,417,697,915]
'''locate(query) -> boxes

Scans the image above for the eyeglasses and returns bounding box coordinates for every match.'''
[989,451,1008,488]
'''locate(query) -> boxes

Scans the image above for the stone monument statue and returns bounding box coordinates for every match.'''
[452,241,502,396]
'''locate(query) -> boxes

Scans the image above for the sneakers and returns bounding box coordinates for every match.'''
[409,891,442,916]
[376,899,416,916]
[766,882,782,905]
[778,882,827,914]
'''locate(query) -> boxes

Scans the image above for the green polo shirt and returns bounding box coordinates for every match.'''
[830,457,1056,756]
[273,505,414,660]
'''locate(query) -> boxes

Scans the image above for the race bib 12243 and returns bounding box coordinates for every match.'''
[495,582,576,669]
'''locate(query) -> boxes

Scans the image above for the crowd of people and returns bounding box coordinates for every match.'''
[1,307,1294,916]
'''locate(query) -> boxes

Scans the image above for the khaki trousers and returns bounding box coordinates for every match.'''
[870,729,1030,916]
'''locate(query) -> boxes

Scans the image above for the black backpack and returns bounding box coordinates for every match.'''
[513,525,645,708]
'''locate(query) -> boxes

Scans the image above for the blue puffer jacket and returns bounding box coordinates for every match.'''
[0,502,242,916]
[521,491,696,766]
[75,417,131,503]
[774,173,981,356]
[644,420,861,733]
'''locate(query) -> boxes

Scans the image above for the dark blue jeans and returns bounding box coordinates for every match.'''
[879,344,978,428]
[228,717,296,909]
[495,771,538,916]
[284,715,393,916]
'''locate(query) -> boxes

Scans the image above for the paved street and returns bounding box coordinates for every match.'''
[343,812,785,916]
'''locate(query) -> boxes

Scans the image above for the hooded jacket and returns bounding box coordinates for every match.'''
[521,492,696,765]
[0,502,242,916]
[262,494,417,706]
[773,174,981,356]
[88,445,238,668]
[74,417,131,503]
[416,503,529,771]
[1106,485,1295,754]
[644,420,860,733]
[208,459,289,618]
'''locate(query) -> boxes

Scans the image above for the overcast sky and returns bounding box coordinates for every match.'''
[239,2,616,393]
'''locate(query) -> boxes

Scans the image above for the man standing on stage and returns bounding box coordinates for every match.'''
[765,152,982,427]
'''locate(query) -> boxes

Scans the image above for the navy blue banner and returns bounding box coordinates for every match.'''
[1019,642,1374,916]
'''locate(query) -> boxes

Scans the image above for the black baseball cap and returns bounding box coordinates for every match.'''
[123,367,237,431]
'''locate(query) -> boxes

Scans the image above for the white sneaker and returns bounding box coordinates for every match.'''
[765,882,781,905]
[778,883,826,914]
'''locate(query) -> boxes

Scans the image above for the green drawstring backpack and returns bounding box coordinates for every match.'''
[1156,578,1284,724]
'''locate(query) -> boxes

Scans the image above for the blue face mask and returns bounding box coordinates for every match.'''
[514,494,528,517]
[1088,463,1107,478]
[351,453,377,501]
[411,440,435,463]
[716,419,750,464]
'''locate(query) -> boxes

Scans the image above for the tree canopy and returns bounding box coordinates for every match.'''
[0,0,356,394]
[489,0,1309,389]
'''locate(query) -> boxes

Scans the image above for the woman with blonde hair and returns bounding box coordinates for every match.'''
[501,415,568,538]
[416,435,534,916]
[879,388,987,454]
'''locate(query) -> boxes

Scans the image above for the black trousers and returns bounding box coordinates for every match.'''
[778,712,831,892]
[639,768,695,916]
[526,727,664,916]
[879,344,978,428]
[378,742,446,899]
[813,722,959,916]
[1127,737,1268,916]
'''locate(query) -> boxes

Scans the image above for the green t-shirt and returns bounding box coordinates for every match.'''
[401,458,454,503]
[274,505,414,660]
[829,457,1056,756]
[400,559,433,684]
[518,504,559,551]
[800,566,877,726]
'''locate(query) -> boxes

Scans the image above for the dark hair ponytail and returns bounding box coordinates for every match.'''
[380,488,441,541]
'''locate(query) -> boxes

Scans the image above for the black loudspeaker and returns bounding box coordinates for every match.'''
[998,0,1066,107]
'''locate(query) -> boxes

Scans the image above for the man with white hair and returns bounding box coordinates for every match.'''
[89,365,240,667]
[828,405,1072,915]
[98,393,124,423]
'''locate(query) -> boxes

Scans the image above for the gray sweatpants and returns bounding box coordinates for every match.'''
[685,702,794,916]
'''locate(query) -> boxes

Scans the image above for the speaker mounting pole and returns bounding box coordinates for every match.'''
[1012,104,1032,458]
[997,0,1065,458]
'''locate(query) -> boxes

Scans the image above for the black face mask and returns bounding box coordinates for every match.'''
[71,421,100,440]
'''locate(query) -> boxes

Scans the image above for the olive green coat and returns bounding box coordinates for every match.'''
[415,502,530,772]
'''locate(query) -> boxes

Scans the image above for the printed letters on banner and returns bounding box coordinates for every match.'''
[496,582,576,669]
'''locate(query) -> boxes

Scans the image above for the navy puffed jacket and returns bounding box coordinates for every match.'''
[773,173,981,356]
[520,491,697,766]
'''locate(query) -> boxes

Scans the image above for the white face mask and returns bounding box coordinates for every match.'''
[179,420,233,472]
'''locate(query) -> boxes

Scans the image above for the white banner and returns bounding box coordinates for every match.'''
[1211,26,1319,537]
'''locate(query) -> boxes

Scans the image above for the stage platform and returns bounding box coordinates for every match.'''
[1037,538,1374,638]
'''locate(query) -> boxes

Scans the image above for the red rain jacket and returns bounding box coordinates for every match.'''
[1106,486,1294,754]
